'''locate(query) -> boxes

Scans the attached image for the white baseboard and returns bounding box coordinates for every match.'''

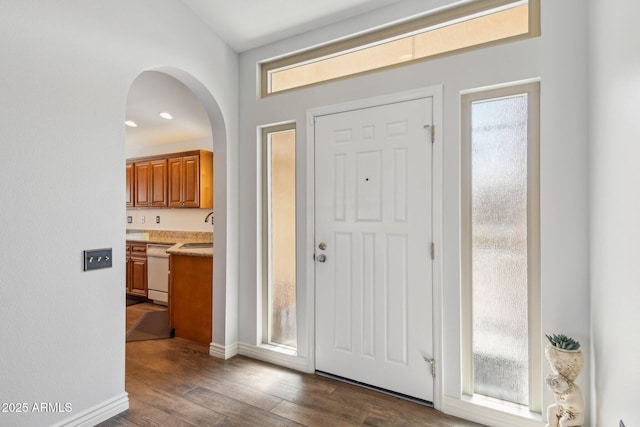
[442,395,544,427]
[51,392,129,427]
[209,341,239,359]
[238,342,312,373]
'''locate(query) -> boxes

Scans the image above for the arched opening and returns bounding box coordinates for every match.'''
[124,67,228,350]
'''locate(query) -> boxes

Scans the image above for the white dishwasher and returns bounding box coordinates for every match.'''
[146,244,171,305]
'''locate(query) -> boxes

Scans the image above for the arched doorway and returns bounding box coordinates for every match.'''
[124,67,229,350]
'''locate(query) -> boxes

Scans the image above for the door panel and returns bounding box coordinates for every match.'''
[315,97,434,401]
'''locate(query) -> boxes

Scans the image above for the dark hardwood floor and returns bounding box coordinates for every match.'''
[99,303,484,427]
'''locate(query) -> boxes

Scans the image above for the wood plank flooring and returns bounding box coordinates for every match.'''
[99,303,484,427]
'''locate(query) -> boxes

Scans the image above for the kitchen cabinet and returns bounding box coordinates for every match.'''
[169,254,212,344]
[126,150,212,208]
[134,159,167,207]
[125,162,134,207]
[168,151,213,208]
[126,243,147,297]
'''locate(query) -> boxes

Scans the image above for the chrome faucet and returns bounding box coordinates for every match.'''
[204,211,214,224]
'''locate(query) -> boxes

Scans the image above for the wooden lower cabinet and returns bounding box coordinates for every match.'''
[126,243,147,297]
[168,254,212,344]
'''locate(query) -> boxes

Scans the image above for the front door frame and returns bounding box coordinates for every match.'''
[304,85,444,409]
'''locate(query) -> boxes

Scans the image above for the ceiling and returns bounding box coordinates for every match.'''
[126,0,405,148]
[125,71,212,149]
[179,0,405,52]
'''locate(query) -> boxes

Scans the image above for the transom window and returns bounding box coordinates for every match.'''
[261,0,540,96]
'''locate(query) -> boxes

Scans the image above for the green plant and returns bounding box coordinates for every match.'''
[545,333,581,350]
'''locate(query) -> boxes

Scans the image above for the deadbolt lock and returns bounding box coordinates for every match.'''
[318,242,327,250]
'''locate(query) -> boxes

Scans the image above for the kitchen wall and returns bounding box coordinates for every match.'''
[238,0,590,425]
[126,138,216,233]
[0,2,238,426]
[126,209,215,233]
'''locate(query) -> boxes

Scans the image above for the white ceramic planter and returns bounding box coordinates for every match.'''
[545,343,584,381]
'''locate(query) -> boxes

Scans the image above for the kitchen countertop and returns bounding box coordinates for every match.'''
[126,229,213,257]
[166,243,213,258]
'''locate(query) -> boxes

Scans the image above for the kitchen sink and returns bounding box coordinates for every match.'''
[180,242,213,249]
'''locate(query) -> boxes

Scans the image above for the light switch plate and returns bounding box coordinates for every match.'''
[83,248,113,271]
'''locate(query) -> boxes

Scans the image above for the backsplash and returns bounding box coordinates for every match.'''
[126,208,214,233]
[126,229,212,244]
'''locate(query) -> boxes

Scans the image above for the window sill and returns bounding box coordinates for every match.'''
[257,343,297,357]
[237,342,311,373]
[443,394,544,427]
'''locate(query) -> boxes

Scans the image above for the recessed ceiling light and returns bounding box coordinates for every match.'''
[125,120,138,128]
[159,112,173,120]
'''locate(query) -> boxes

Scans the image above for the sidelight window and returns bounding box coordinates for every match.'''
[461,82,540,411]
[261,124,297,349]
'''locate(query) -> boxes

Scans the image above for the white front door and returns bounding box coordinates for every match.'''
[314,96,434,402]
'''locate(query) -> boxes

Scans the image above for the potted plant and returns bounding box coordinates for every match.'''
[544,333,584,381]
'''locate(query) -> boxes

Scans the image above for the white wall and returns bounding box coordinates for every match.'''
[589,0,640,425]
[238,0,590,425]
[0,1,238,426]
[125,136,213,159]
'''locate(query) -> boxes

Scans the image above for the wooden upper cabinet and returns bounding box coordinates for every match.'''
[149,159,167,207]
[134,159,167,207]
[128,150,212,208]
[125,162,134,207]
[168,157,184,207]
[134,162,150,206]
[167,151,213,208]
[182,155,200,207]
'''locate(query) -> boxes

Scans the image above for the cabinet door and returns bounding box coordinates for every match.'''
[134,163,151,206]
[130,257,147,296]
[129,244,147,297]
[126,244,132,293]
[126,163,134,208]
[181,155,200,207]
[168,157,183,207]
[168,155,200,207]
[149,159,167,207]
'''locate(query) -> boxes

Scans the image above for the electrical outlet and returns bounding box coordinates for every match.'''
[83,248,113,271]
[127,216,132,223]
[156,216,160,224]
[141,216,145,223]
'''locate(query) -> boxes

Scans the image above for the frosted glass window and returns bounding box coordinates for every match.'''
[264,127,297,348]
[470,94,529,405]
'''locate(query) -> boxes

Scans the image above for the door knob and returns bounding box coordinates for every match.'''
[318,242,327,250]
[316,254,327,263]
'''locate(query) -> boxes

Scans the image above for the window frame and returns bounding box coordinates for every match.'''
[260,123,298,350]
[460,81,541,413]
[260,0,540,97]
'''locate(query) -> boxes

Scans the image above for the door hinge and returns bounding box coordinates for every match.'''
[424,357,436,378]
[430,242,435,260]
[424,124,435,143]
